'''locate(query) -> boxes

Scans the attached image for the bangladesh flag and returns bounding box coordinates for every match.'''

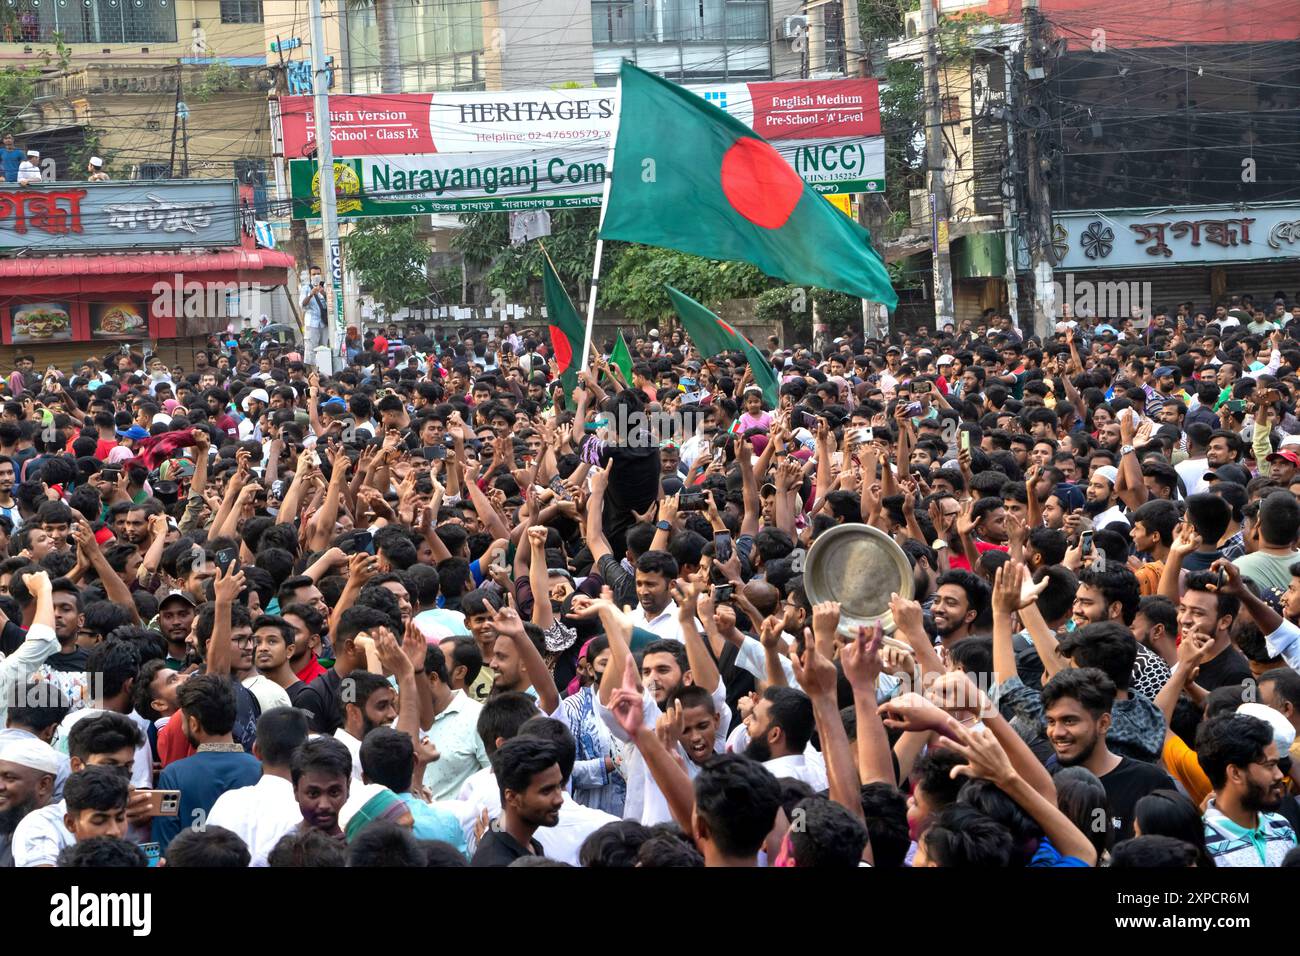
[601,63,896,307]
[610,330,634,385]
[542,258,585,408]
[665,286,779,409]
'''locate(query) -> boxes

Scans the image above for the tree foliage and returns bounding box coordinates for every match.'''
[343,218,432,316]
[452,209,597,303]
[597,246,773,325]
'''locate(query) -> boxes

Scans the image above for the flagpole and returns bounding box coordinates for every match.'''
[581,73,621,373]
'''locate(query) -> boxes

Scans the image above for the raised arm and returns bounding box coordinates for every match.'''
[841,623,895,787]
[671,574,720,694]
[491,604,559,716]
[1158,521,1200,602]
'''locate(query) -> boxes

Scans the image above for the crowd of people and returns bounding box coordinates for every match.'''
[2,290,1300,869]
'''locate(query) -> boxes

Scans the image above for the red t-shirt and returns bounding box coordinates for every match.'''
[156,713,197,769]
[946,540,1009,572]
[295,655,327,684]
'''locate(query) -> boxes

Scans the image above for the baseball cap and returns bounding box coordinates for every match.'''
[1205,463,1251,486]
[1267,450,1300,468]
[115,425,148,440]
[1153,366,1178,377]
[760,483,805,512]
[321,396,347,412]
[158,589,198,609]
[937,354,955,367]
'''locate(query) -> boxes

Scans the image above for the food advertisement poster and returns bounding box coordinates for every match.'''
[90,302,149,338]
[12,302,73,342]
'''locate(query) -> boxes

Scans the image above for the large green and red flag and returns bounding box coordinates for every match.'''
[665,286,779,408]
[610,329,634,385]
[600,63,897,307]
[541,257,585,407]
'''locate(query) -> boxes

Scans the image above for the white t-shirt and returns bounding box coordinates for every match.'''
[52,708,153,788]
[206,773,302,867]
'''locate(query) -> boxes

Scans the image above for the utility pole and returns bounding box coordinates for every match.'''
[309,0,343,365]
[1000,50,1021,331]
[168,63,180,178]
[271,36,314,283]
[842,0,864,77]
[1021,0,1055,337]
[921,0,954,331]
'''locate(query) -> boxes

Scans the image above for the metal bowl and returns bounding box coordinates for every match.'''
[804,523,914,634]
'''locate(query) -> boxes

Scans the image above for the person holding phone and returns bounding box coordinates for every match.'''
[301,269,328,359]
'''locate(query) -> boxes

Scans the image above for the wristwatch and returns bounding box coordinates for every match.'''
[1120,444,1135,456]
[656,520,671,531]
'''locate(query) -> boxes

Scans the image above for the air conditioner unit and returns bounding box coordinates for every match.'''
[779,15,808,39]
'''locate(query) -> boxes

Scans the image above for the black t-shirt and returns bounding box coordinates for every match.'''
[0,620,25,656]
[44,646,89,672]
[1194,644,1254,692]
[289,669,343,734]
[599,442,660,514]
[470,829,544,867]
[406,333,433,352]
[1100,756,1175,841]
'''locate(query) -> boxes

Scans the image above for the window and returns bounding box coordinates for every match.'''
[219,0,261,24]
[3,0,178,44]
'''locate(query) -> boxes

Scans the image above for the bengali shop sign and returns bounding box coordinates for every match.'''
[275,79,880,158]
[0,180,239,252]
[288,138,884,219]
[1053,203,1300,269]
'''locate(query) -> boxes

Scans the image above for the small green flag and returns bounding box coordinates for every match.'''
[664,285,779,408]
[610,330,634,386]
[600,63,896,307]
[541,258,585,408]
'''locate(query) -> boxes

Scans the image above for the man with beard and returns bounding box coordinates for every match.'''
[335,671,397,781]
[1198,714,1297,866]
[1192,429,1245,494]
[929,570,990,649]
[1042,668,1173,841]
[152,674,261,851]
[744,686,827,790]
[0,456,18,529]
[0,737,60,865]
[1086,465,1128,532]
[471,737,564,866]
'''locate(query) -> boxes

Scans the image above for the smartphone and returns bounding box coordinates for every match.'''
[214,548,238,573]
[1225,399,1247,414]
[1254,388,1280,406]
[100,466,122,482]
[1216,566,1228,590]
[678,491,709,512]
[139,842,161,867]
[549,475,572,501]
[714,531,733,564]
[914,380,932,393]
[904,402,923,416]
[1154,350,1176,361]
[339,529,374,555]
[422,445,447,461]
[138,790,181,817]
[960,431,970,452]
[1080,530,1094,555]
[710,583,735,603]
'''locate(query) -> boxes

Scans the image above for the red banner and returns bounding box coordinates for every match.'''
[747,80,881,140]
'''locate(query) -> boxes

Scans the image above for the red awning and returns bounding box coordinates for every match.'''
[0,248,296,281]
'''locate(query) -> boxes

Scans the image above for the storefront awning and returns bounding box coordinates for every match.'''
[0,249,296,286]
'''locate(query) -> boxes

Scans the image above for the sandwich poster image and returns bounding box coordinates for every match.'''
[90,302,148,338]
[11,302,73,342]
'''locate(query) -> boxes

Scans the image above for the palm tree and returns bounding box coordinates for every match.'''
[347,0,402,93]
